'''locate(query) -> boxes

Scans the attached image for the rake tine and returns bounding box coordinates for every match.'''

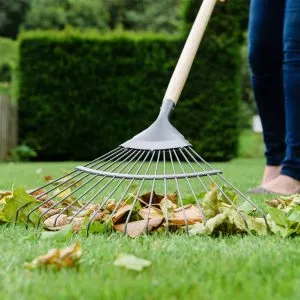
[33,147,131,201]
[27,149,138,227]
[174,149,207,224]
[52,149,141,227]
[187,147,267,219]
[29,147,125,195]
[124,151,153,236]
[169,149,189,234]
[163,150,169,235]
[144,150,160,234]
[103,152,152,234]
[85,150,148,236]
[70,150,145,224]
[184,147,250,230]
[178,148,208,192]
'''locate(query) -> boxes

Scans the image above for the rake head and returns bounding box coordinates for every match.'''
[16,100,267,237]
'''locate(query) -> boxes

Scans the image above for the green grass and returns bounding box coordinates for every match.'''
[238,130,265,159]
[0,159,299,300]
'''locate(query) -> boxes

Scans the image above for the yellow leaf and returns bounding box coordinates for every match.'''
[24,242,82,270]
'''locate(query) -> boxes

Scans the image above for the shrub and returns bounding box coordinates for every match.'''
[19,26,244,161]
[0,0,30,38]
[0,37,18,96]
[22,0,109,31]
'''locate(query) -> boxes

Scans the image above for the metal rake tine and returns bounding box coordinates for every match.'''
[163,150,169,234]
[124,151,153,236]
[33,149,140,227]
[69,150,145,224]
[174,149,207,224]
[169,149,189,234]
[29,147,125,195]
[144,151,160,234]
[179,148,208,192]
[186,147,267,219]
[16,148,133,224]
[102,151,153,234]
[33,147,131,201]
[52,149,141,226]
[184,147,249,230]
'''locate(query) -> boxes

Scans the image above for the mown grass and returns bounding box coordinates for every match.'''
[0,159,299,300]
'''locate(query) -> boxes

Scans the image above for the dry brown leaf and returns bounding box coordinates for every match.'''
[31,188,48,201]
[44,175,53,182]
[24,242,82,270]
[72,217,85,233]
[168,205,202,225]
[0,191,12,201]
[138,207,163,220]
[39,207,62,219]
[167,192,178,204]
[44,214,69,228]
[139,191,164,207]
[159,197,177,219]
[114,218,163,238]
[104,200,117,212]
[112,204,133,224]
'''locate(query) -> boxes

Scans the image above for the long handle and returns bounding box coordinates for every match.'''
[163,0,218,105]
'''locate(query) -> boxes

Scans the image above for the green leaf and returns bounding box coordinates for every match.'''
[266,207,288,227]
[113,254,151,271]
[189,213,228,236]
[202,186,220,219]
[218,185,239,205]
[287,206,300,223]
[41,224,74,242]
[80,217,111,235]
[2,186,43,225]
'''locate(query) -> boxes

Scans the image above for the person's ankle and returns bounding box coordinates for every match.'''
[261,165,281,185]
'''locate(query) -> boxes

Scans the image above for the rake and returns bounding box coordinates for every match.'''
[17,0,267,236]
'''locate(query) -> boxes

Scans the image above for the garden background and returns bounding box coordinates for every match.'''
[0,1,298,300]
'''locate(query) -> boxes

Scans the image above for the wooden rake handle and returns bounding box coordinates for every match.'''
[163,0,218,105]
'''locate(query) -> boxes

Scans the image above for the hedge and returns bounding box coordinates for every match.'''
[19,1,248,161]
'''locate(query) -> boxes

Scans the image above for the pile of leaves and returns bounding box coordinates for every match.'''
[0,183,299,238]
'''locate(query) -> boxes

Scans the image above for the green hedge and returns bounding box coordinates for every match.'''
[19,1,248,161]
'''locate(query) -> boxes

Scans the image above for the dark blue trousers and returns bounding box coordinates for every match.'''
[249,0,300,180]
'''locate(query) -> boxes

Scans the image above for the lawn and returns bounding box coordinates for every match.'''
[0,159,299,300]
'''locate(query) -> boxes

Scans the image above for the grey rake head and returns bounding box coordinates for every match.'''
[15,100,267,236]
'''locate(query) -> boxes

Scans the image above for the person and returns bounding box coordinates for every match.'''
[248,0,300,195]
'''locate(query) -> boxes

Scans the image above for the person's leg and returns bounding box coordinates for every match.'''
[263,0,300,194]
[248,0,286,185]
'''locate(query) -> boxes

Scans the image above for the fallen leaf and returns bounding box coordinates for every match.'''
[138,207,163,220]
[112,204,133,224]
[114,218,163,238]
[168,205,202,225]
[31,188,48,201]
[2,186,43,225]
[167,192,178,204]
[0,191,12,201]
[114,254,151,271]
[44,214,69,228]
[24,242,82,270]
[159,197,177,219]
[139,191,164,207]
[44,175,53,182]
[41,224,74,241]
[39,207,61,219]
[54,188,72,200]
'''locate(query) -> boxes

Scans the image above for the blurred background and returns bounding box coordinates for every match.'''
[0,0,264,163]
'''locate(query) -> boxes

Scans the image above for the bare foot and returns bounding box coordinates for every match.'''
[261,166,281,185]
[262,175,300,195]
